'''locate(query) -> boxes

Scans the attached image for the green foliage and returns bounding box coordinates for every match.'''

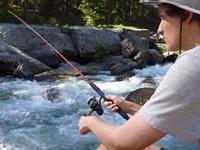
[0,0,160,31]
[156,43,167,54]
[95,44,107,59]
[46,17,58,25]
[113,16,123,25]
[98,24,138,29]
[78,0,106,26]
[18,11,45,24]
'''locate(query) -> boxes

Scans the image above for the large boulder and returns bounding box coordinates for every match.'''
[121,38,138,58]
[0,23,76,66]
[133,51,150,68]
[63,26,122,58]
[0,41,52,78]
[84,55,123,71]
[120,28,150,55]
[110,60,139,75]
[148,49,164,65]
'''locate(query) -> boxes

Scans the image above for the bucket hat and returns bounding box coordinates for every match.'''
[140,0,200,15]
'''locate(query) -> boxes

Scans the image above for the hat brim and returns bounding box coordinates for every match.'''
[140,0,200,15]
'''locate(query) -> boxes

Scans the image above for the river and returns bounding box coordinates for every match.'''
[0,63,198,150]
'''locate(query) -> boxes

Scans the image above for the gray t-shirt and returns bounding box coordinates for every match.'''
[140,45,200,144]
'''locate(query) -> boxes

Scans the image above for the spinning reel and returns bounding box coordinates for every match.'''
[87,96,103,116]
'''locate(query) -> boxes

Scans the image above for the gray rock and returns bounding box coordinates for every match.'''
[45,87,61,103]
[67,26,121,58]
[110,61,139,75]
[126,88,155,105]
[0,23,76,66]
[148,49,164,65]
[0,41,52,78]
[121,28,150,53]
[12,64,33,78]
[121,39,138,58]
[133,51,150,69]
[115,71,135,81]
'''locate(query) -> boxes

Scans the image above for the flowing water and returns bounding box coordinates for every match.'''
[0,64,198,150]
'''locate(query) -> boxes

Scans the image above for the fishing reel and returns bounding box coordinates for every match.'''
[87,96,103,116]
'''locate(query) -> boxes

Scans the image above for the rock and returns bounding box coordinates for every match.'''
[148,49,164,65]
[134,51,150,62]
[66,26,121,58]
[121,28,150,53]
[164,53,178,63]
[34,64,74,81]
[0,23,76,66]
[85,56,123,71]
[0,41,52,78]
[133,51,150,69]
[0,23,166,80]
[0,53,22,76]
[120,58,133,65]
[121,39,138,58]
[126,87,155,105]
[12,64,33,79]
[115,71,135,81]
[34,56,124,80]
[110,61,139,75]
[44,87,61,103]
[142,76,158,87]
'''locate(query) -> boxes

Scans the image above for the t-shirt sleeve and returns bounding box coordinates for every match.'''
[139,52,200,144]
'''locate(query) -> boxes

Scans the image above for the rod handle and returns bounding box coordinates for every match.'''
[116,108,129,120]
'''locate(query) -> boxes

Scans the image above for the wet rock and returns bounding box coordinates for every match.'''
[126,87,155,105]
[134,51,150,63]
[110,63,132,75]
[115,71,135,81]
[85,56,123,71]
[164,53,178,63]
[45,87,61,103]
[12,64,33,79]
[142,77,158,87]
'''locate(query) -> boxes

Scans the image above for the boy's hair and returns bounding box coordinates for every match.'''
[161,3,200,25]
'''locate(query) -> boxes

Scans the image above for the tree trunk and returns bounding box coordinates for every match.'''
[106,0,115,24]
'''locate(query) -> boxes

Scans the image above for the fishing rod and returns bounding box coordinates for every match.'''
[8,10,129,120]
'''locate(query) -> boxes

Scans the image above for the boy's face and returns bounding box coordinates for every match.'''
[157,5,181,51]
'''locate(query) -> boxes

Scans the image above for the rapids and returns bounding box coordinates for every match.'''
[0,64,198,150]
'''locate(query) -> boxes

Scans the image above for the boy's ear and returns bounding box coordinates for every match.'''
[184,11,193,24]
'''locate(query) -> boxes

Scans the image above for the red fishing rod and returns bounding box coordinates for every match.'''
[8,10,129,120]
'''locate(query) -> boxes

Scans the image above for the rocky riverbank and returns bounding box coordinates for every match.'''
[0,23,175,80]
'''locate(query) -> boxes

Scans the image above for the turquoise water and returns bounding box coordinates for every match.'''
[0,64,198,150]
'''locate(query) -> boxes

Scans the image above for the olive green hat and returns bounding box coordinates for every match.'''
[140,0,200,15]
